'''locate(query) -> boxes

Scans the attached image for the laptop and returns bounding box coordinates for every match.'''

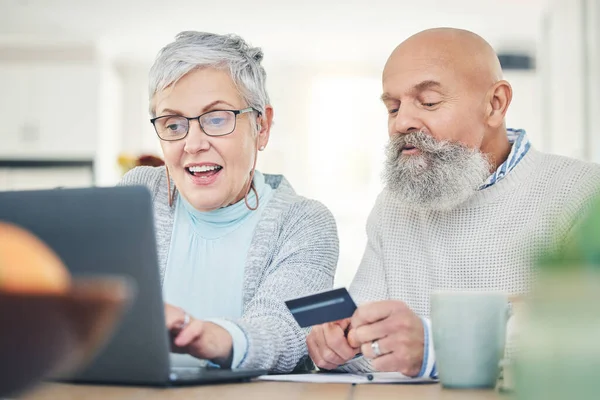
[0,185,267,386]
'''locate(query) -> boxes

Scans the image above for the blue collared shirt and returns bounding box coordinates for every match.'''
[480,128,531,190]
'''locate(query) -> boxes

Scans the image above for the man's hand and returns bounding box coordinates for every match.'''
[164,303,233,367]
[348,300,424,377]
[306,318,361,370]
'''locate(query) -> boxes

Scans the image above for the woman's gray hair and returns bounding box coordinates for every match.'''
[149,31,270,117]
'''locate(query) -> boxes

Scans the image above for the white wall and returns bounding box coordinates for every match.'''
[540,0,600,162]
[95,57,123,186]
[0,44,99,160]
[584,0,600,162]
[117,62,161,156]
[0,42,99,190]
[504,70,542,147]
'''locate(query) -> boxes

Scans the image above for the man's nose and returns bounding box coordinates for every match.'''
[392,105,422,135]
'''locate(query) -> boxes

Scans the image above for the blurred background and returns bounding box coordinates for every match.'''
[1,0,598,286]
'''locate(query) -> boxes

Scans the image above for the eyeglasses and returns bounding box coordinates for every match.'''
[150,107,260,141]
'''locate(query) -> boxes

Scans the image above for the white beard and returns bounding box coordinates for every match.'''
[383,130,492,211]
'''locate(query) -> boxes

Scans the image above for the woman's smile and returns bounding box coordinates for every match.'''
[185,163,223,186]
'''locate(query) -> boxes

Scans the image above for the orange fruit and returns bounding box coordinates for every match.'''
[0,222,71,294]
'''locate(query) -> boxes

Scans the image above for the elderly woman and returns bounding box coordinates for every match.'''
[120,31,338,372]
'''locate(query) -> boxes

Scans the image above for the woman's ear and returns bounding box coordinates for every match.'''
[485,80,512,128]
[257,105,273,150]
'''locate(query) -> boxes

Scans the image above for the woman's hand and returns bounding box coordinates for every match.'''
[165,303,188,331]
[164,303,234,367]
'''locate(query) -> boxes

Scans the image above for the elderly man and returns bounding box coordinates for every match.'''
[306,28,600,378]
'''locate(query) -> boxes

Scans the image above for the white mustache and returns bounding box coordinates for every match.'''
[390,131,469,161]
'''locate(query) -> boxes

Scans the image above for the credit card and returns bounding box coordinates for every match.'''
[285,288,357,328]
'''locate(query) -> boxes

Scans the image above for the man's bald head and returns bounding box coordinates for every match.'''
[380,28,513,209]
[384,28,503,93]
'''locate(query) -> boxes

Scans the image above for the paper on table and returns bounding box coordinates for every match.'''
[256,372,436,384]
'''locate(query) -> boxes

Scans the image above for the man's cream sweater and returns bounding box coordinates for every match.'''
[349,148,600,376]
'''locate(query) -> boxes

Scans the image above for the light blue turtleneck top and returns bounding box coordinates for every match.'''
[162,171,274,368]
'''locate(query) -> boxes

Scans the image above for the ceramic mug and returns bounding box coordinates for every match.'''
[431,291,509,389]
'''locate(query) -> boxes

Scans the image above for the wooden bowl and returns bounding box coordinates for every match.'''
[0,277,134,397]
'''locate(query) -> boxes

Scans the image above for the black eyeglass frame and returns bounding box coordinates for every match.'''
[150,107,261,141]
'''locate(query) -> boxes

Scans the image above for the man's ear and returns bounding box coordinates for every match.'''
[485,80,512,128]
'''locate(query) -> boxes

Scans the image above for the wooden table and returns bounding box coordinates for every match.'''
[19,381,507,400]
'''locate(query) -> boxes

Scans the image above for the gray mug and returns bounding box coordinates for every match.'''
[430,291,509,389]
